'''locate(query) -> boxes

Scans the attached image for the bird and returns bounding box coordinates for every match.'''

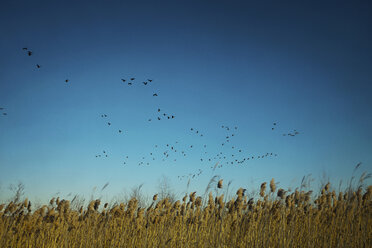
[0,107,4,110]
[130,78,135,80]
[121,79,126,82]
[107,122,111,125]
[171,115,175,118]
[118,130,122,133]
[158,108,161,112]
[3,113,7,115]
[128,82,132,86]
[157,117,161,120]
[22,47,28,50]
[143,82,148,85]
[153,93,158,96]
[36,64,41,69]
[148,119,152,121]
[27,51,32,56]
[148,79,153,82]
[65,79,69,83]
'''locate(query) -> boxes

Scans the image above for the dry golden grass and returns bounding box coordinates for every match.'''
[0,180,371,247]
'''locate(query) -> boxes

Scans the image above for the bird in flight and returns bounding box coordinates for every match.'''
[22,47,28,50]
[148,79,153,82]
[143,82,148,85]
[130,78,135,81]
[128,82,132,86]
[118,130,122,133]
[121,79,126,82]
[28,51,32,56]
[36,64,41,69]
[153,93,158,96]
[65,79,69,83]
[107,122,111,126]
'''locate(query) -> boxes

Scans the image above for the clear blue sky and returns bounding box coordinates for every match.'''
[0,0,371,203]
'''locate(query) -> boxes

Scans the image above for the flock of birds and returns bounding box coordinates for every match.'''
[120,77,158,97]
[0,107,7,116]
[0,47,302,182]
[22,47,69,82]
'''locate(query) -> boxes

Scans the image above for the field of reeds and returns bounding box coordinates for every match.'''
[0,178,371,248]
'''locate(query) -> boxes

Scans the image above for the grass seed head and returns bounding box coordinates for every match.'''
[218,179,223,189]
[260,182,267,197]
[270,178,276,193]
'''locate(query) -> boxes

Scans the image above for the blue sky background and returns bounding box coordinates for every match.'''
[0,0,371,203]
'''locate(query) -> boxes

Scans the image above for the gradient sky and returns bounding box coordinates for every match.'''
[0,0,371,203]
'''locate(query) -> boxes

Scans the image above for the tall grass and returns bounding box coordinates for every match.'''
[0,178,371,247]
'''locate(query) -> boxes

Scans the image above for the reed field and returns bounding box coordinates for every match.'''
[0,178,371,248]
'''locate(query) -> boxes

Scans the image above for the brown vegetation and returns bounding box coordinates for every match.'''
[0,180,371,247]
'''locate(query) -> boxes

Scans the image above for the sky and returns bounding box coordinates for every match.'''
[0,0,371,203]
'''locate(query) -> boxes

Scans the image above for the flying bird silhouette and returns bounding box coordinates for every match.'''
[130,78,135,81]
[65,79,69,83]
[143,82,148,85]
[153,93,158,96]
[28,51,32,56]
